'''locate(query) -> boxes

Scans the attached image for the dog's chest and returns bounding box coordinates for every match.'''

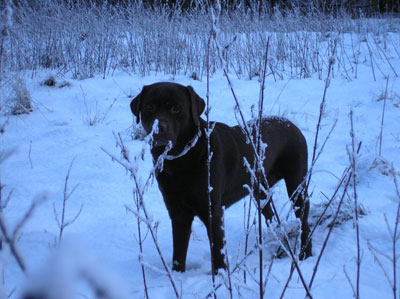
[156,166,208,208]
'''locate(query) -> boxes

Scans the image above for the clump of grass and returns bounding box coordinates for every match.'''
[58,80,71,88]
[11,77,33,115]
[311,199,367,228]
[41,75,57,87]
[41,75,71,88]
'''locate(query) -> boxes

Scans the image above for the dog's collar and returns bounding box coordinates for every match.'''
[165,129,202,160]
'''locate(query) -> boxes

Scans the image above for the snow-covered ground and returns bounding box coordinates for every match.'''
[1,33,400,298]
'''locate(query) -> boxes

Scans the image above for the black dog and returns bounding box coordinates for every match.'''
[130,82,312,273]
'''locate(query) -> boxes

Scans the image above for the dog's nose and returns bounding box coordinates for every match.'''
[158,121,168,134]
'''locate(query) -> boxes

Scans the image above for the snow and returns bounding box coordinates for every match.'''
[1,37,400,298]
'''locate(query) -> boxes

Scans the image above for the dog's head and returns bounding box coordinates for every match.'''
[130,82,205,155]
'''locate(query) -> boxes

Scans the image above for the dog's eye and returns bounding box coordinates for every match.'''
[144,104,155,113]
[170,105,181,114]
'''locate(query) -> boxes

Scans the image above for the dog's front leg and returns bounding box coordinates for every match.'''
[203,203,226,274]
[171,211,194,272]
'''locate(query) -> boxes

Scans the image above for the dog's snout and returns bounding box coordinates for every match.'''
[157,120,168,134]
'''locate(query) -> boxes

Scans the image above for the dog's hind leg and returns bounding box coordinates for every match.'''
[261,201,274,223]
[285,178,312,260]
[199,202,227,274]
[253,178,275,225]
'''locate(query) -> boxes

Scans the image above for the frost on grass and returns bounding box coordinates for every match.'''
[0,77,33,115]
[131,122,146,141]
[9,77,33,115]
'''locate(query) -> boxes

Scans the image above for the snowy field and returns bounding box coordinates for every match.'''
[1,5,400,298]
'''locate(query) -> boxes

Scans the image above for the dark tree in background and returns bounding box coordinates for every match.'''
[4,0,399,14]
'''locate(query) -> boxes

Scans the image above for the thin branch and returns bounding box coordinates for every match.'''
[0,193,48,274]
[253,35,270,299]
[221,208,233,299]
[55,157,83,244]
[306,38,338,192]
[391,168,400,299]
[368,240,394,289]
[211,8,312,297]
[343,265,357,298]
[133,188,150,299]
[12,195,48,241]
[378,77,389,157]
[309,169,353,289]
[0,213,26,273]
[206,11,217,296]
[103,133,180,298]
[349,109,361,299]
[28,141,33,169]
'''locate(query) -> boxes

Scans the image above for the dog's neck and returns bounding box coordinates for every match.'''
[164,128,202,160]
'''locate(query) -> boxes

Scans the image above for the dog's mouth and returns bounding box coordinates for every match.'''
[150,134,175,150]
[152,138,172,148]
[150,138,174,158]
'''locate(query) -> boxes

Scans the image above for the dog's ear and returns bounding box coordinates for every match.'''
[130,88,144,124]
[186,86,205,127]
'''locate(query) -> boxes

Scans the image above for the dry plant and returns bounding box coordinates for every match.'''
[2,0,398,81]
[131,187,150,299]
[206,10,217,297]
[378,77,389,157]
[0,142,29,273]
[210,2,312,297]
[80,86,117,126]
[368,165,400,299]
[0,0,12,83]
[348,109,362,299]
[0,192,48,274]
[10,77,33,115]
[102,129,181,298]
[53,157,83,244]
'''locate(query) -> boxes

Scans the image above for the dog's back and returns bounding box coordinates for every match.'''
[209,116,308,209]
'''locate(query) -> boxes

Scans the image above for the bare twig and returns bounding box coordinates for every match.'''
[0,117,9,135]
[0,193,48,274]
[365,36,376,82]
[280,165,352,298]
[205,248,256,298]
[28,141,33,168]
[378,77,389,157]
[13,195,48,239]
[53,157,83,244]
[0,146,17,165]
[390,168,400,299]
[211,5,312,297]
[306,38,338,192]
[309,168,353,289]
[349,110,361,299]
[281,42,338,297]
[243,183,254,285]
[221,207,233,299]
[0,214,26,272]
[133,188,150,299]
[343,265,357,298]
[206,11,217,296]
[253,35,270,299]
[102,131,180,298]
[0,177,13,211]
[368,240,395,295]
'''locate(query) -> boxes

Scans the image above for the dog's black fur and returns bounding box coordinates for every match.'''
[131,82,312,273]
